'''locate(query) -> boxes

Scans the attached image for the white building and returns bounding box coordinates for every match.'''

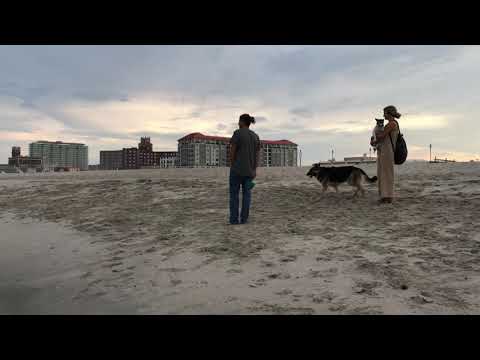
[29,141,88,170]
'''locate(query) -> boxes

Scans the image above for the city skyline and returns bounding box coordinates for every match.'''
[1,45,480,165]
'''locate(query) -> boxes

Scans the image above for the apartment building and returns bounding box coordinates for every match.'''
[177,132,297,168]
[29,141,88,170]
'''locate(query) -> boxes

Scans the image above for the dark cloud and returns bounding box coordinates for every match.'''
[254,116,268,123]
[73,91,130,103]
[190,110,203,118]
[59,128,131,140]
[289,107,313,118]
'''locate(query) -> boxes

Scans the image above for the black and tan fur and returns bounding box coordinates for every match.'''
[306,163,377,197]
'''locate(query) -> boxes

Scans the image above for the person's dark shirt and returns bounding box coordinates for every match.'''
[230,128,260,177]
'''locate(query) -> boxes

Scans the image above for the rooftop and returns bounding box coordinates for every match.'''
[32,141,86,146]
[178,132,297,146]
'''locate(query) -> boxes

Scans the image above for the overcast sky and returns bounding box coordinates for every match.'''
[1,45,479,165]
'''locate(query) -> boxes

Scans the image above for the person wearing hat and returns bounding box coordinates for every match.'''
[229,114,261,224]
[371,105,401,204]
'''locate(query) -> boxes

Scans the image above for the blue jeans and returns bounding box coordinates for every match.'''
[229,170,252,224]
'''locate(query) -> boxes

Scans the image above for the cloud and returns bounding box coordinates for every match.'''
[0,45,479,165]
[289,107,314,118]
[254,116,268,123]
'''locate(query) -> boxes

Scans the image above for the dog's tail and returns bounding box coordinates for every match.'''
[359,168,377,183]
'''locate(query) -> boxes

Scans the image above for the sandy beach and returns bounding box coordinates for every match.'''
[1,162,480,314]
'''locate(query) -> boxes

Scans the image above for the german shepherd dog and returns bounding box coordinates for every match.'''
[306,163,377,197]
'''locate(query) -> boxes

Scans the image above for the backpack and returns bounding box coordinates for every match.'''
[389,120,408,165]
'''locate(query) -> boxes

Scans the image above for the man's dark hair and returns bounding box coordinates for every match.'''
[239,113,256,126]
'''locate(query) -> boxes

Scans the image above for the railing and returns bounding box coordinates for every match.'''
[429,157,456,163]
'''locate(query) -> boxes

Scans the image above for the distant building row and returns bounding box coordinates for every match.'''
[3,133,298,173]
[100,134,297,170]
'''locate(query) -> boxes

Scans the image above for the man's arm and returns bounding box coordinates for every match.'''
[252,138,260,178]
[230,143,237,164]
[230,131,240,165]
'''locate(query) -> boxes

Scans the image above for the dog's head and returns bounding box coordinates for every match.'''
[306,163,321,178]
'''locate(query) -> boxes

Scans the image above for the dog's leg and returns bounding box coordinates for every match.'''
[360,185,366,197]
[353,183,363,198]
[333,184,339,193]
[321,178,329,193]
[353,188,359,198]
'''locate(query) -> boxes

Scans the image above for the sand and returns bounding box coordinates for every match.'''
[1,162,480,314]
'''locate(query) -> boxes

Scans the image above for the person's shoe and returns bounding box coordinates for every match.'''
[228,221,240,225]
[378,198,393,205]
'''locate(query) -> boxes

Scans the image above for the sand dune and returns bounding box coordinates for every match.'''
[1,162,480,314]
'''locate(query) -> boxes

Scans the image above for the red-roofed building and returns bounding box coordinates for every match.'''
[177,132,298,168]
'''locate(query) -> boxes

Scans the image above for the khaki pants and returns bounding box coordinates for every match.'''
[377,143,395,198]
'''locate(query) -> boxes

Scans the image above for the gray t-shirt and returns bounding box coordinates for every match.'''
[230,128,260,177]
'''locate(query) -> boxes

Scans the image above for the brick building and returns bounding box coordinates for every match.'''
[8,146,43,172]
[177,132,297,168]
[100,137,177,170]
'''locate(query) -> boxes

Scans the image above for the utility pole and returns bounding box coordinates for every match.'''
[299,149,302,167]
[429,144,432,162]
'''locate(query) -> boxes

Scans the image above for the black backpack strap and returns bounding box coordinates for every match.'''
[393,119,401,135]
[388,120,400,152]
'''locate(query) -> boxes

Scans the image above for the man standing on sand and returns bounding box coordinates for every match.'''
[229,114,260,225]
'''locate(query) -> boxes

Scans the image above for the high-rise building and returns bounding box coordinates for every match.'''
[259,140,298,167]
[177,133,230,168]
[29,141,88,170]
[177,132,298,168]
